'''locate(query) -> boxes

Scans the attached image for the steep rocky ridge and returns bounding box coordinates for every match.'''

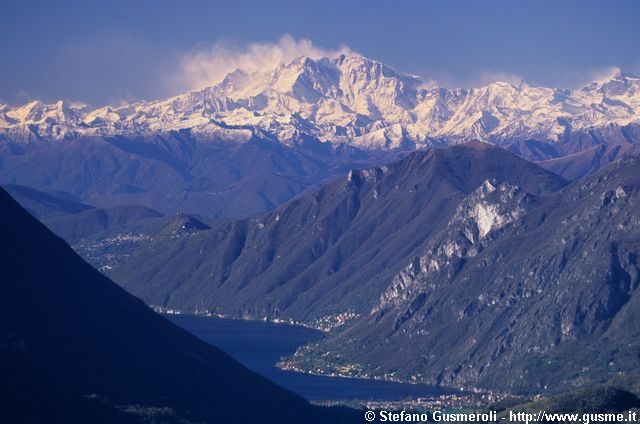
[288,159,640,394]
[111,142,566,326]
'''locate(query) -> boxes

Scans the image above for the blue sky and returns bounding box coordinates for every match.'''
[2,0,639,106]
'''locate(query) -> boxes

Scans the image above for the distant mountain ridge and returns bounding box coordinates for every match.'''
[1,56,640,149]
[0,134,383,217]
[1,55,639,217]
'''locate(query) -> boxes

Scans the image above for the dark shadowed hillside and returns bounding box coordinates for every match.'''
[489,370,640,422]
[0,187,359,424]
[3,184,93,219]
[3,184,167,271]
[46,204,164,242]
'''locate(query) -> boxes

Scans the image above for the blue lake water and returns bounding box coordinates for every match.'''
[168,314,458,401]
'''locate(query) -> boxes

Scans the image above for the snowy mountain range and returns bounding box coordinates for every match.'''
[2,54,640,148]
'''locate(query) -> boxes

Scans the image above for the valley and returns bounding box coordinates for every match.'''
[3,17,640,421]
[5,140,640,400]
[166,314,466,402]
[0,186,364,423]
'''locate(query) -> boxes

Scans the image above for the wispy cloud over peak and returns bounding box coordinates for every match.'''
[171,35,356,92]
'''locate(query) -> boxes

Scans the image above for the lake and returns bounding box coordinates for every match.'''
[168,314,458,401]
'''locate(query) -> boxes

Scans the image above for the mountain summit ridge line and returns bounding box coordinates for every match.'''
[2,55,639,149]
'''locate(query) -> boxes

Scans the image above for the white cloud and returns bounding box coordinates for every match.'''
[171,35,356,91]
[475,71,526,87]
[586,66,623,82]
[532,65,640,91]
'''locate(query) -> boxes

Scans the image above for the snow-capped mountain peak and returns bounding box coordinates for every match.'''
[2,55,640,148]
[581,67,640,98]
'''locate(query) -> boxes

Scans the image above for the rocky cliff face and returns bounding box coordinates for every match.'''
[287,159,640,394]
[376,179,537,313]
